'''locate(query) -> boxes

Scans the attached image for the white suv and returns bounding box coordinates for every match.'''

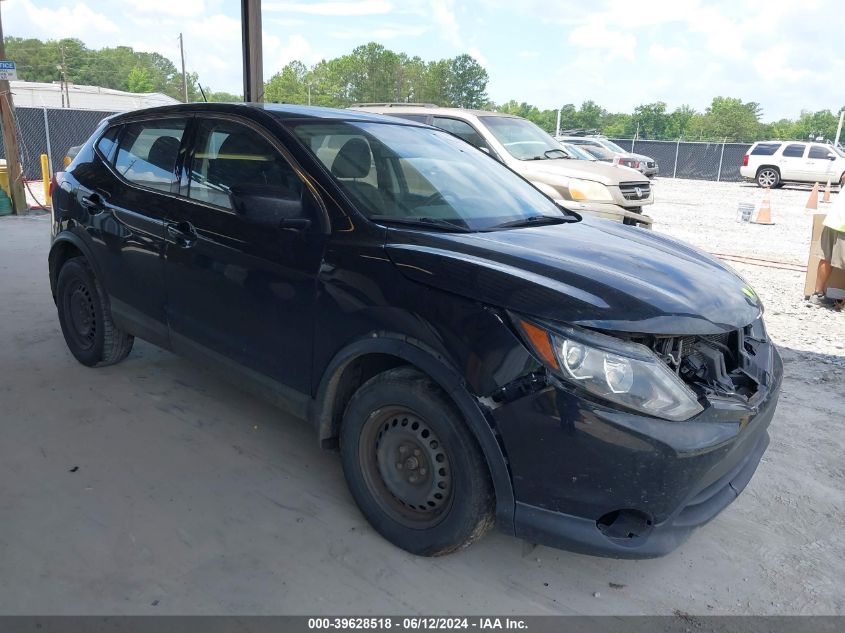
[740,141,845,188]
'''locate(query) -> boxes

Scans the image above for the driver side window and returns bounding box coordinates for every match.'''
[187,118,302,210]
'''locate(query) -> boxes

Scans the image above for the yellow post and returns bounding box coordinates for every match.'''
[41,153,51,207]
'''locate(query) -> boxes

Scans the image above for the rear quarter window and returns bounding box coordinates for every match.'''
[750,143,780,156]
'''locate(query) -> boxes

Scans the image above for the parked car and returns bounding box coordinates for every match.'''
[557,141,600,161]
[50,103,782,558]
[351,104,653,227]
[557,135,659,178]
[740,141,845,188]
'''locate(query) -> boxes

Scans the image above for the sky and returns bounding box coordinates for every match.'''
[2,0,842,121]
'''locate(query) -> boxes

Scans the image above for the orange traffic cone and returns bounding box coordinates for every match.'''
[805,182,819,212]
[822,178,832,203]
[753,187,774,224]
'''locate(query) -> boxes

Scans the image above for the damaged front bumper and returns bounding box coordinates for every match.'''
[493,344,783,558]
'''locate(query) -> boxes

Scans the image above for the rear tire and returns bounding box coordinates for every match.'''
[756,167,780,188]
[56,257,134,367]
[340,366,494,556]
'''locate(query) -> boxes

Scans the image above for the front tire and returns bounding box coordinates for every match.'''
[756,167,780,188]
[340,367,494,556]
[56,257,134,367]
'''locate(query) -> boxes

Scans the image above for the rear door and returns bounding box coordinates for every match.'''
[163,114,326,393]
[778,143,806,180]
[78,117,189,346]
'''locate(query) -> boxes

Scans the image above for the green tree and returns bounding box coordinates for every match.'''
[444,54,488,108]
[632,101,667,138]
[576,100,607,130]
[698,97,763,141]
[127,66,154,93]
[265,61,309,104]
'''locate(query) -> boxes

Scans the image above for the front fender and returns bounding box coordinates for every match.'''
[312,332,516,534]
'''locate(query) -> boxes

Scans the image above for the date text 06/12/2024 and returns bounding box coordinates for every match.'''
[307,618,528,630]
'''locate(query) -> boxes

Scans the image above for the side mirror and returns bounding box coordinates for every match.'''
[230,184,311,231]
[828,154,837,161]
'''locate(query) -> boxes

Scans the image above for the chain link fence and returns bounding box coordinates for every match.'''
[1,106,754,184]
[0,106,116,178]
[610,138,752,182]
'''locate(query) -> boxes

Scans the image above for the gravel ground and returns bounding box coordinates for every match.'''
[0,180,843,615]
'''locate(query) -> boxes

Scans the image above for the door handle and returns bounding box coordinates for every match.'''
[80,193,105,214]
[166,221,197,248]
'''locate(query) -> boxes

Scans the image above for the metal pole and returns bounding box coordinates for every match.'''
[0,5,27,214]
[672,137,681,179]
[716,137,727,182]
[555,107,561,137]
[835,110,844,147]
[43,107,53,172]
[241,0,264,103]
[179,33,188,103]
[632,123,638,152]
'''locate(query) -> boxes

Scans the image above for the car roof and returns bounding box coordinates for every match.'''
[105,102,423,125]
[349,104,521,119]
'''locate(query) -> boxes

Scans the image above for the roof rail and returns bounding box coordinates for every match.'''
[348,102,440,108]
[558,128,600,137]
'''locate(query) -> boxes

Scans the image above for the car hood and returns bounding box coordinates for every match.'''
[385,217,762,335]
[512,158,645,186]
[631,152,656,163]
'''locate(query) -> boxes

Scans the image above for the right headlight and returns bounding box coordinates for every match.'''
[515,317,704,421]
[567,178,614,202]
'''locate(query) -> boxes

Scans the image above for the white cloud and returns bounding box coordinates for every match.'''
[328,24,430,39]
[518,51,540,59]
[429,0,462,48]
[568,18,636,61]
[468,46,487,66]
[4,0,119,41]
[263,1,392,16]
[122,0,206,18]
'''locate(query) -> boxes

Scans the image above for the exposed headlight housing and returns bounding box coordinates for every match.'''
[567,178,614,202]
[515,317,704,421]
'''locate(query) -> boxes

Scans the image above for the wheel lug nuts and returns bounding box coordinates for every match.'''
[409,475,418,483]
[399,446,407,454]
[396,463,403,470]
[419,468,427,475]
[413,449,421,456]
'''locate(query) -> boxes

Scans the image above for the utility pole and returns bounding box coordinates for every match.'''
[178,33,188,103]
[835,110,844,148]
[241,0,263,103]
[0,3,27,214]
[59,44,70,108]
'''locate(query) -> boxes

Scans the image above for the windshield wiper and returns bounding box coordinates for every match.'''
[486,215,576,230]
[369,215,473,233]
[525,149,568,160]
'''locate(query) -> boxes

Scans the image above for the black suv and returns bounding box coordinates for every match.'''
[50,103,782,558]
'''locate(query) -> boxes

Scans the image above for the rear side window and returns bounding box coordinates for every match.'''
[750,143,780,156]
[113,119,187,192]
[809,145,834,159]
[96,127,120,163]
[187,118,302,210]
[388,114,429,124]
[432,117,491,152]
[782,144,806,158]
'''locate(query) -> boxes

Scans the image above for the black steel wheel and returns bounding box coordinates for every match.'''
[340,366,494,556]
[56,257,134,367]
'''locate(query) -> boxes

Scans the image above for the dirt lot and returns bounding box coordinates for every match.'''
[0,178,843,615]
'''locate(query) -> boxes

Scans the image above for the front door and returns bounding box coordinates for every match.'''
[164,115,325,394]
[804,144,838,183]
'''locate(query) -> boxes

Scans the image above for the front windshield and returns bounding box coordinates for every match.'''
[561,143,596,161]
[288,120,567,231]
[479,116,567,161]
[577,143,617,161]
[597,138,626,153]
